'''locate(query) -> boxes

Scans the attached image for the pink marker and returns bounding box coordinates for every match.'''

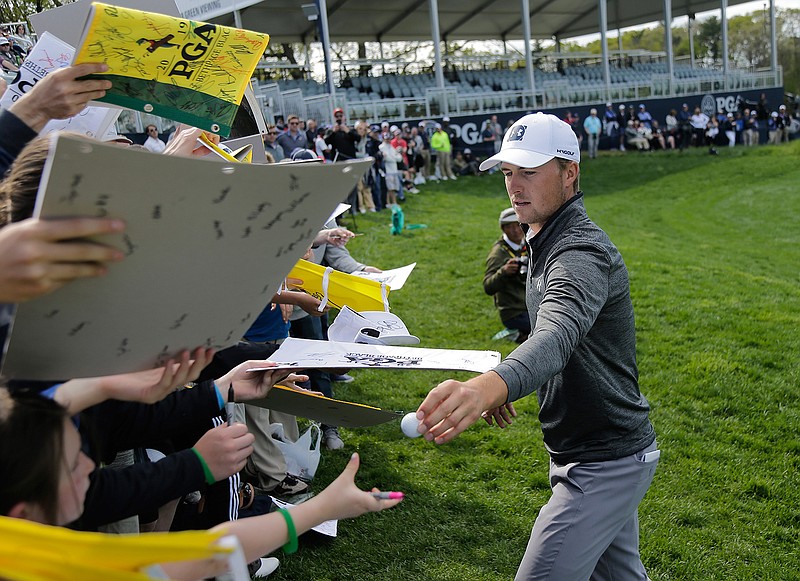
[371,491,404,500]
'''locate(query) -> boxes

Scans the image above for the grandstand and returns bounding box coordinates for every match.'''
[250,56,781,129]
[186,0,784,128]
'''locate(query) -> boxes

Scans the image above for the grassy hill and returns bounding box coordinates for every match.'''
[269,141,800,580]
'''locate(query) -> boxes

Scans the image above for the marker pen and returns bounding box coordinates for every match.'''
[226,384,235,426]
[371,492,404,500]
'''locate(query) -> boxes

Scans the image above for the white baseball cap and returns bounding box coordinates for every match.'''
[479,112,580,172]
[498,207,518,226]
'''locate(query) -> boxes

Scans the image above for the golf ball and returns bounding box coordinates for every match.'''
[401,412,422,438]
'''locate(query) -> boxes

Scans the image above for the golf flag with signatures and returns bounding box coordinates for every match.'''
[72,2,269,137]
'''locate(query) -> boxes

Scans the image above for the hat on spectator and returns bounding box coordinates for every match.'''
[750,110,757,115]
[381,132,392,140]
[606,102,612,107]
[369,123,380,132]
[479,112,580,172]
[442,116,450,122]
[590,108,597,114]
[498,207,519,227]
[381,121,389,128]
[389,125,399,133]
[779,104,786,110]
[619,104,626,110]
[0,38,9,45]
[771,111,778,117]
[333,107,344,115]
[464,148,471,154]
[434,122,442,129]
[290,148,319,161]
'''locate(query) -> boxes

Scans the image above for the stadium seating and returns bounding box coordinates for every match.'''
[251,58,775,125]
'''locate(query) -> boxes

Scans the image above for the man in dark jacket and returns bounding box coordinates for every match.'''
[483,208,529,342]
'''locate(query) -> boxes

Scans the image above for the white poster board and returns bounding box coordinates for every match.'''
[1,134,371,380]
[257,338,501,374]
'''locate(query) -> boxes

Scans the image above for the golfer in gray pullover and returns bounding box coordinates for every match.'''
[416,113,659,581]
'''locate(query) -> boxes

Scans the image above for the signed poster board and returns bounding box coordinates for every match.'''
[1,135,371,380]
[72,2,270,136]
[255,338,502,374]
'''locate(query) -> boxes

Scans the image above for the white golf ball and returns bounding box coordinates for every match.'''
[401,412,422,438]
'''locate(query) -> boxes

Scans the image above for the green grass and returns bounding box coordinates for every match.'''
[269,142,800,580]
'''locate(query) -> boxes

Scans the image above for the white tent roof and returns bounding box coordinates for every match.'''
[204,0,754,44]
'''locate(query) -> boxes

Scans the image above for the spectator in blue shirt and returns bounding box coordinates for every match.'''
[583,108,602,159]
[275,115,308,158]
[636,104,653,129]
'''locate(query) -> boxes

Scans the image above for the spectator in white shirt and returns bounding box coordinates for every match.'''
[143,125,166,153]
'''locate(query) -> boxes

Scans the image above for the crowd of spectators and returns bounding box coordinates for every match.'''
[0,62,403,579]
[261,112,471,214]
[577,93,796,155]
[0,23,34,74]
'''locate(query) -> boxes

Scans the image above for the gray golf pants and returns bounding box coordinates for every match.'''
[515,441,659,581]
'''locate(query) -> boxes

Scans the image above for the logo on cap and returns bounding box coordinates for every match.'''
[509,125,526,142]
[556,148,575,156]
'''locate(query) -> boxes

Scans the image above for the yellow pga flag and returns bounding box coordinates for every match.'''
[288,259,390,313]
[73,2,270,136]
[0,516,233,581]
